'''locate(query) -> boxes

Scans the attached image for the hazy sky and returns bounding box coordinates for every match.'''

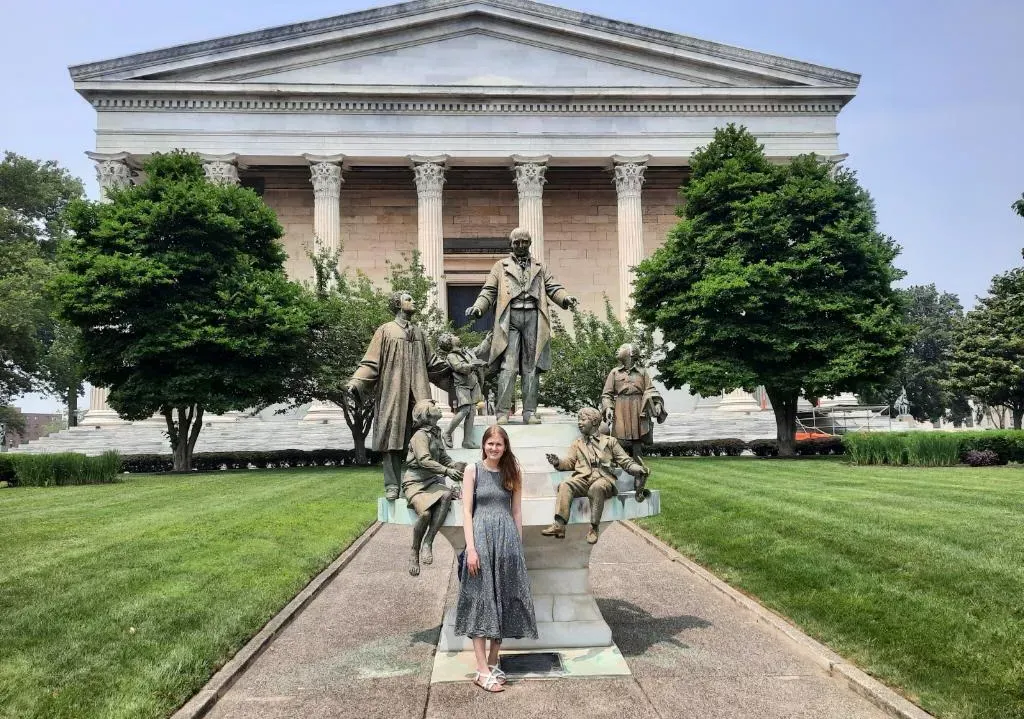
[5,0,1023,412]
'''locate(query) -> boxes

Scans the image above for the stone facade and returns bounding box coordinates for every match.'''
[69,0,858,422]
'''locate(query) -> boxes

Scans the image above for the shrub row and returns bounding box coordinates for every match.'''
[843,430,1024,466]
[0,451,122,487]
[120,448,383,473]
[648,437,844,458]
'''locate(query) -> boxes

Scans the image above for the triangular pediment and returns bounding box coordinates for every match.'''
[71,0,859,92]
[228,31,708,88]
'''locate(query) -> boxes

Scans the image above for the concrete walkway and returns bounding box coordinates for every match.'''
[204,523,894,719]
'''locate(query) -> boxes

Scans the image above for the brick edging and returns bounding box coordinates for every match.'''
[170,521,384,719]
[619,520,936,719]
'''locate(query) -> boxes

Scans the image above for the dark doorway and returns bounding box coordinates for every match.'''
[447,285,494,332]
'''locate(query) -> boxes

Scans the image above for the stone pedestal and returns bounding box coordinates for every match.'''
[377,420,660,661]
[81,386,127,427]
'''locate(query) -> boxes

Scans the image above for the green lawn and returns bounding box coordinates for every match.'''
[638,457,1024,719]
[0,467,380,719]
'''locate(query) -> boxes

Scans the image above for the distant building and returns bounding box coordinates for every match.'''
[2,411,64,450]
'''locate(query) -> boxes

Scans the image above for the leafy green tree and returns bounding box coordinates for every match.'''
[38,323,87,426]
[54,152,311,471]
[861,285,968,424]
[0,152,84,411]
[1013,193,1024,219]
[633,125,907,455]
[539,298,654,413]
[949,268,1024,429]
[288,244,392,462]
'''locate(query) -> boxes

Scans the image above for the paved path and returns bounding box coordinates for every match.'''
[206,523,891,719]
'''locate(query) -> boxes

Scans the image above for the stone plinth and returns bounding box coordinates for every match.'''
[377,418,660,655]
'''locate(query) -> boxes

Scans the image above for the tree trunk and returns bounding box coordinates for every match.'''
[164,404,204,472]
[1013,407,1023,431]
[342,394,374,465]
[66,386,78,427]
[765,386,799,457]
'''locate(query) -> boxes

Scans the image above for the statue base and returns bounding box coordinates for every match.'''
[377,419,661,677]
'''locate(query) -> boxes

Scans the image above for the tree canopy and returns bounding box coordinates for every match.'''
[949,267,1024,429]
[861,285,968,424]
[633,125,907,454]
[539,298,654,414]
[54,151,311,470]
[0,152,85,409]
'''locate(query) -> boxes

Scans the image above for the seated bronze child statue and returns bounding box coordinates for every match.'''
[542,406,650,545]
[403,399,466,576]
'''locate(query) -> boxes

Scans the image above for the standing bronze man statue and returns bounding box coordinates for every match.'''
[466,227,577,425]
[348,291,439,501]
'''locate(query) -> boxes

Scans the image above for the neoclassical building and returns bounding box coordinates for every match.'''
[71,0,858,423]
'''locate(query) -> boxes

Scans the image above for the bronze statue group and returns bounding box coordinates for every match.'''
[345,228,664,692]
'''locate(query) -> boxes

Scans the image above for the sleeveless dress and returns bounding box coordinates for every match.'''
[454,462,538,640]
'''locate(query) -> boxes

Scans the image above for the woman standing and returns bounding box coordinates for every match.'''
[455,424,538,692]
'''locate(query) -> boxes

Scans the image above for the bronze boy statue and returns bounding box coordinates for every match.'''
[600,343,667,460]
[403,399,466,577]
[542,406,650,544]
[437,332,490,450]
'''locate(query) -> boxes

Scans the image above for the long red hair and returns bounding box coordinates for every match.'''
[480,424,521,493]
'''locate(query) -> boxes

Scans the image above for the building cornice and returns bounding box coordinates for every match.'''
[76,82,854,115]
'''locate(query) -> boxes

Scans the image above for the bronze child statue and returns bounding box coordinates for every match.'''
[403,399,466,577]
[542,406,650,544]
[437,332,490,450]
[600,343,667,461]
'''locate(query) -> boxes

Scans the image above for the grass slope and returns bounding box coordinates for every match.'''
[638,457,1024,719]
[0,468,380,719]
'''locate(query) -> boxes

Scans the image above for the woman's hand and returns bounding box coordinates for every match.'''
[466,548,481,577]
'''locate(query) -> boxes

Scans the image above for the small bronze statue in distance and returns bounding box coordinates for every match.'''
[542,407,650,545]
[600,343,667,462]
[402,399,466,577]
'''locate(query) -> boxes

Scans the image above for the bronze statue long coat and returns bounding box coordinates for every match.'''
[350,320,435,453]
[470,256,572,373]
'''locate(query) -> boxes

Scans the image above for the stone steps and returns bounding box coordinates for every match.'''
[10,411,779,456]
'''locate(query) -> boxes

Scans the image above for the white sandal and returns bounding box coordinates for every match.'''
[488,664,508,684]
[473,670,504,692]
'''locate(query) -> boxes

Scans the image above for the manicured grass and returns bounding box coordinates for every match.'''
[638,457,1024,719]
[0,468,380,719]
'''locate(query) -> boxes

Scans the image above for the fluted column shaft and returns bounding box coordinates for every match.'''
[513,155,549,262]
[613,155,650,320]
[82,152,134,426]
[304,155,345,266]
[411,155,448,316]
[301,155,346,421]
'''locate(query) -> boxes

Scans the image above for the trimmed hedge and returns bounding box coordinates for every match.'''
[648,436,843,458]
[120,448,383,473]
[3,451,121,487]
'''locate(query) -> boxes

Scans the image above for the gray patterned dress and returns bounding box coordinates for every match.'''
[455,462,538,640]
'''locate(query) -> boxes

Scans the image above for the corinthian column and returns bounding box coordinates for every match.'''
[303,154,345,263]
[81,152,134,426]
[410,155,448,316]
[302,154,347,422]
[512,155,549,262]
[201,153,243,186]
[613,155,650,320]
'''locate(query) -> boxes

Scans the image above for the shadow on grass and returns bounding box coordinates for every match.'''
[598,598,712,656]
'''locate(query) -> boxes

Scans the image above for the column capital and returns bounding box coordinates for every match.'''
[200,153,244,186]
[512,156,549,200]
[86,151,134,193]
[410,155,448,200]
[612,154,651,199]
[304,154,345,200]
